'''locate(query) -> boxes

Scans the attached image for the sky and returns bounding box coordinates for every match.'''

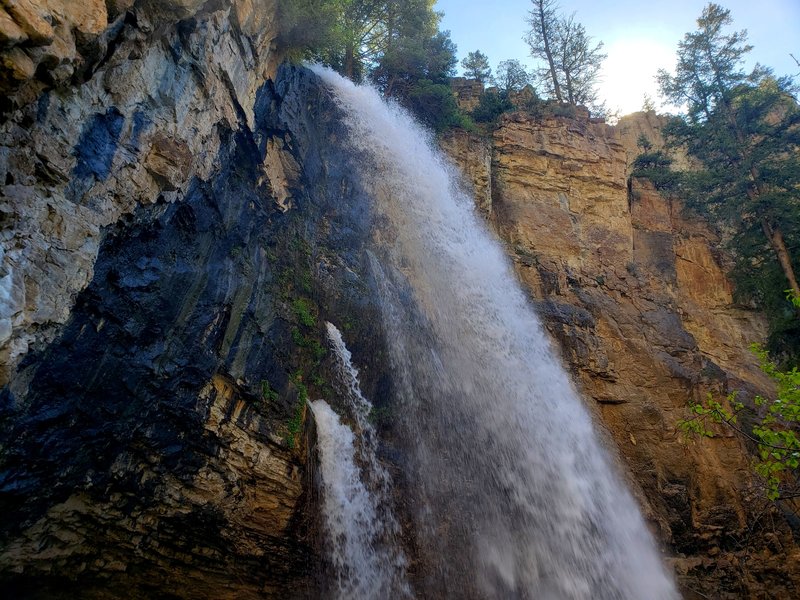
[434,0,800,115]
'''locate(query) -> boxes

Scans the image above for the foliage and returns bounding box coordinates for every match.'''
[285,372,309,449]
[292,298,317,328]
[472,89,514,124]
[495,59,531,95]
[276,0,341,59]
[524,0,606,107]
[261,380,279,403]
[461,50,493,83]
[657,3,800,360]
[372,29,457,97]
[524,0,562,101]
[284,0,472,133]
[679,345,800,501]
[551,14,606,106]
[631,134,680,192]
[407,80,473,132]
[789,289,800,309]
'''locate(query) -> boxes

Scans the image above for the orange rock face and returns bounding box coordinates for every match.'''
[443,110,800,598]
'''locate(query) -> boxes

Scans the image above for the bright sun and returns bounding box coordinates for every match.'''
[597,38,678,116]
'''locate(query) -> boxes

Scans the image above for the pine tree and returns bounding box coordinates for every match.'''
[524,1,605,107]
[461,50,493,83]
[658,3,800,348]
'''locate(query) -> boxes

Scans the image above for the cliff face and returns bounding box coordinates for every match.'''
[0,0,282,384]
[0,3,393,597]
[2,3,799,597]
[443,110,800,598]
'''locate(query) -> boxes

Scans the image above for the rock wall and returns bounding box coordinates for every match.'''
[0,0,282,385]
[444,109,800,598]
[449,76,484,113]
[0,3,394,597]
[439,128,492,215]
[3,2,799,596]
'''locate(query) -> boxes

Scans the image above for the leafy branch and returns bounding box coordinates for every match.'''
[679,345,800,501]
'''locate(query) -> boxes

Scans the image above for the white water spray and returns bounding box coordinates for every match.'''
[311,65,679,599]
[308,324,409,599]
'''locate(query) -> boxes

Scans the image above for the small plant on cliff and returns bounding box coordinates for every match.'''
[679,344,800,501]
[292,298,317,328]
[284,371,311,450]
[472,88,513,124]
[631,134,680,192]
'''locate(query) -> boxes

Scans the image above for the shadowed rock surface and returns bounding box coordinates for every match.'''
[1,1,799,598]
[0,1,392,595]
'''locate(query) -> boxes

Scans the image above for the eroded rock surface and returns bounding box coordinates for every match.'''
[0,2,389,596]
[442,109,800,598]
[0,0,281,385]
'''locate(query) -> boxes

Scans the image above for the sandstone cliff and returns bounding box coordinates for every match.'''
[443,110,800,598]
[2,2,799,598]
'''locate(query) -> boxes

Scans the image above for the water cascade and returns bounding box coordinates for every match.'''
[308,324,409,598]
[311,66,679,599]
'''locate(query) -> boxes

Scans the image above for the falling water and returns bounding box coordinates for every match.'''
[311,66,679,599]
[308,324,409,599]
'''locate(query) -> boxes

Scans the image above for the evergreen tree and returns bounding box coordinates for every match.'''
[525,0,563,101]
[495,59,531,96]
[658,3,800,355]
[461,50,493,83]
[524,1,606,106]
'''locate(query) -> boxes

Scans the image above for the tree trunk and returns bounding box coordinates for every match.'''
[563,68,574,104]
[344,44,355,80]
[537,1,562,102]
[762,219,800,301]
[384,74,396,98]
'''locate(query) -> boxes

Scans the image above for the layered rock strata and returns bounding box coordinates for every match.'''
[0,0,282,385]
[444,109,800,598]
[0,3,390,597]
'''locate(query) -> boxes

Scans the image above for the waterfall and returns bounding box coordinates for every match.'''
[309,324,409,599]
[311,65,679,599]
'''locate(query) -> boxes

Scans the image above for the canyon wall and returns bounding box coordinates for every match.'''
[0,4,384,598]
[443,110,800,598]
[1,2,798,597]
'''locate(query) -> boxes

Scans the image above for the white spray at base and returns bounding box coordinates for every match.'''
[311,64,680,599]
[307,323,409,599]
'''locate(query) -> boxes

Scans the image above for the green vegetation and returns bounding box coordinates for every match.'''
[461,50,492,83]
[630,134,680,192]
[679,345,800,501]
[261,380,279,403]
[524,0,606,110]
[472,89,514,124]
[494,59,531,96]
[278,0,471,133]
[292,298,317,327]
[407,80,476,133]
[652,2,800,361]
[284,371,309,449]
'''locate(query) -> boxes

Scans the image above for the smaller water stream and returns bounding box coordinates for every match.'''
[308,323,409,599]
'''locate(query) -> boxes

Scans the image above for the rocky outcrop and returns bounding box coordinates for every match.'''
[449,76,484,113]
[448,109,800,598]
[616,110,694,173]
[439,128,492,215]
[0,2,395,597]
[0,0,281,385]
